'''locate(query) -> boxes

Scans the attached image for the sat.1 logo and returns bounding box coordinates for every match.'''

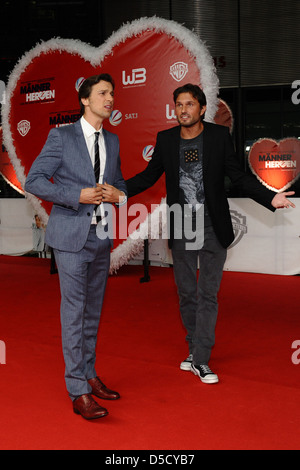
[75,77,85,92]
[109,110,122,126]
[143,145,154,162]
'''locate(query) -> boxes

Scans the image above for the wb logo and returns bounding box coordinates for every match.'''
[229,210,247,249]
[122,68,146,86]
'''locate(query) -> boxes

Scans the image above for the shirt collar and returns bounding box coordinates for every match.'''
[80,116,103,138]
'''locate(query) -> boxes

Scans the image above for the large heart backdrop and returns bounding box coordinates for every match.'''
[1,17,234,271]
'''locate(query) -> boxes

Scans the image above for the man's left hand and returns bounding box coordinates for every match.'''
[271,191,296,209]
[101,182,126,204]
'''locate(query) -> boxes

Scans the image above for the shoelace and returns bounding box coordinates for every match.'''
[200,365,213,374]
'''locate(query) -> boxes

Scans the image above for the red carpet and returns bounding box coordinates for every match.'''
[0,255,299,450]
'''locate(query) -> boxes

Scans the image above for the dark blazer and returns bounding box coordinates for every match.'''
[25,119,127,252]
[126,122,275,248]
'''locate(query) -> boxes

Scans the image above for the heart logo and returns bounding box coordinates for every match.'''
[214,99,233,134]
[248,138,300,192]
[1,17,226,268]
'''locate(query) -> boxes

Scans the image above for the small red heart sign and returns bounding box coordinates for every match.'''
[248,138,300,192]
[213,99,233,134]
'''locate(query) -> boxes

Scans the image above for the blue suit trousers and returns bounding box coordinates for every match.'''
[54,225,111,400]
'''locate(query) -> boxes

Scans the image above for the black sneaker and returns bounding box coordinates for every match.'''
[180,354,193,371]
[191,364,219,384]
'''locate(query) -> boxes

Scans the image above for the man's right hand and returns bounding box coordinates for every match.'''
[79,184,103,205]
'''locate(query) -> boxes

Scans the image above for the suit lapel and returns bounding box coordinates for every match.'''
[103,129,112,183]
[73,120,95,183]
[169,126,181,186]
[202,122,213,180]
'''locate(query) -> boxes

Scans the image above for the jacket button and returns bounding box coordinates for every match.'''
[87,212,91,216]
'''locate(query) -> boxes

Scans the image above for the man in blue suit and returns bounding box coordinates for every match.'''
[25,74,127,420]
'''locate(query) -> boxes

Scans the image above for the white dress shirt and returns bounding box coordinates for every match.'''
[80,116,106,224]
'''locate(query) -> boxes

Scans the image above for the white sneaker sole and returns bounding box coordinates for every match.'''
[180,363,192,371]
[191,366,219,384]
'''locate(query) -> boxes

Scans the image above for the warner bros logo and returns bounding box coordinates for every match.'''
[229,210,248,248]
[169,62,188,82]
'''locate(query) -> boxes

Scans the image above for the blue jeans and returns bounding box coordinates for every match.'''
[172,225,227,365]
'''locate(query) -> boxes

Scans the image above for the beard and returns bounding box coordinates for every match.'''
[177,115,201,128]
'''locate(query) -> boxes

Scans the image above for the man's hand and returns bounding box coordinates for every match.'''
[79,185,103,205]
[271,191,296,209]
[101,182,126,204]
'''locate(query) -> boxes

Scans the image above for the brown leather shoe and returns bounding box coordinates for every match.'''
[73,393,108,420]
[88,376,120,400]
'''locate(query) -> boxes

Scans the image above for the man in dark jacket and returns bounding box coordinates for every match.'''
[126,83,295,384]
